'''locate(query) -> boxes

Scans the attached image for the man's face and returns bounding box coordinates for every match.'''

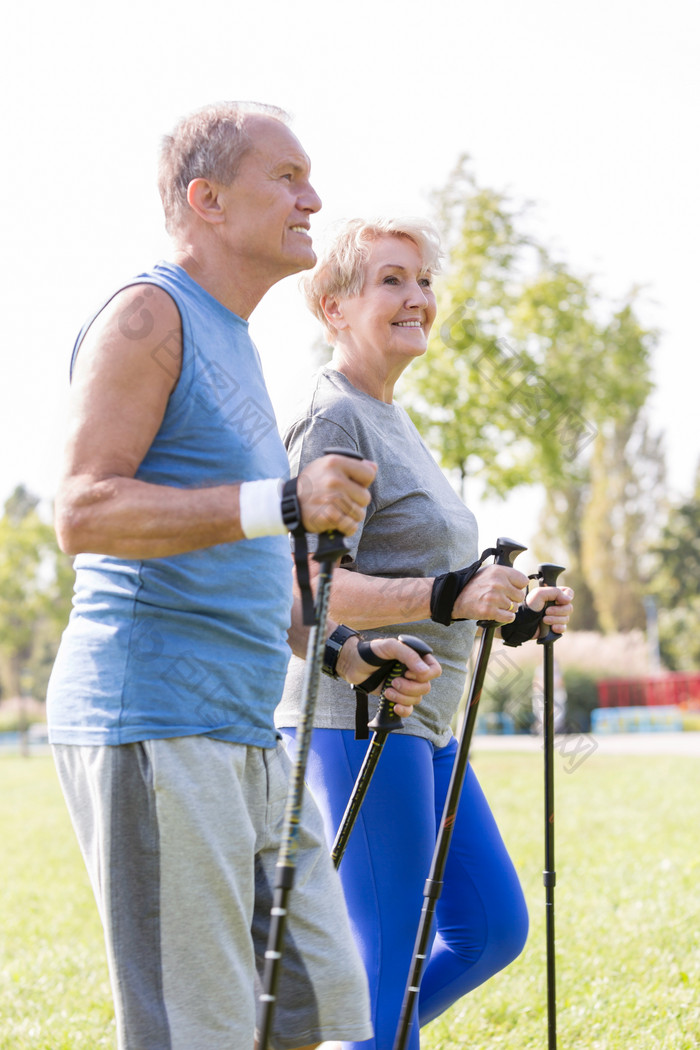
[217,116,322,285]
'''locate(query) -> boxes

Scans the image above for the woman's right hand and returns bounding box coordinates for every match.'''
[451,564,528,623]
[337,634,442,719]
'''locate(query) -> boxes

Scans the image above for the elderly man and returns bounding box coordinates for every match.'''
[47,102,439,1050]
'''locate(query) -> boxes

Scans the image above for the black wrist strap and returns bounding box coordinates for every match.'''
[430,546,497,626]
[354,640,393,690]
[282,478,315,626]
[501,602,545,647]
[352,639,396,741]
[322,629,401,741]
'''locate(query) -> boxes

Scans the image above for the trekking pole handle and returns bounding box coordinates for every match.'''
[537,563,566,645]
[496,536,529,568]
[367,635,434,732]
[314,447,366,563]
[477,536,528,628]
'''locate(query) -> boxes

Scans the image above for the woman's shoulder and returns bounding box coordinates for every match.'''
[281,369,355,457]
[311,366,364,412]
[285,368,363,431]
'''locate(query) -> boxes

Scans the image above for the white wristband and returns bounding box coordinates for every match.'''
[239,478,286,539]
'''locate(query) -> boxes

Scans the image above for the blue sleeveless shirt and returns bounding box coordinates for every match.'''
[47,262,293,748]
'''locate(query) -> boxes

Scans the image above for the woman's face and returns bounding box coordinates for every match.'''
[329,235,437,365]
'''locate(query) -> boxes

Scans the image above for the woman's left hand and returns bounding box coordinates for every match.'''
[525,586,575,637]
[337,635,442,719]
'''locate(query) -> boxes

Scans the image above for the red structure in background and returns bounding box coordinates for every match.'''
[597,672,700,709]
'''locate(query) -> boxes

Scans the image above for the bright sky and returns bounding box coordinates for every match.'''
[2,0,698,551]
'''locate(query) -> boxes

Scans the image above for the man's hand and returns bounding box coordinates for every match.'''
[297,453,377,535]
[452,564,529,624]
[335,635,442,720]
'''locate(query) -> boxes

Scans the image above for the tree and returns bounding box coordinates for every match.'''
[535,295,662,631]
[580,413,665,633]
[402,159,538,500]
[401,158,663,631]
[0,485,74,704]
[647,464,700,670]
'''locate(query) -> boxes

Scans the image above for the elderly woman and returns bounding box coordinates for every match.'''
[276,218,574,1050]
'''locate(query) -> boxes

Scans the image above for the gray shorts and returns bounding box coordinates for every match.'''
[53,736,372,1050]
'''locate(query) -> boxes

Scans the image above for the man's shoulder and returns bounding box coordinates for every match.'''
[86,282,181,348]
[71,277,184,391]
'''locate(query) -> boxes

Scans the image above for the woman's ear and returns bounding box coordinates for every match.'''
[186,178,226,225]
[321,295,347,331]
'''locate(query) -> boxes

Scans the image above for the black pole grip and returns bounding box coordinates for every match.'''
[315,530,351,562]
[477,537,527,628]
[495,536,528,567]
[538,563,566,588]
[313,447,367,564]
[367,635,433,732]
[537,563,566,645]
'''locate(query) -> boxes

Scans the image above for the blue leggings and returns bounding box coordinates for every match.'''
[280,729,529,1050]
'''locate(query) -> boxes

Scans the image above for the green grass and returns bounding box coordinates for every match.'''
[0,756,114,1049]
[424,745,700,1050]
[1,749,699,1048]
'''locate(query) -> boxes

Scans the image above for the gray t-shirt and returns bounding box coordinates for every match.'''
[275,367,479,748]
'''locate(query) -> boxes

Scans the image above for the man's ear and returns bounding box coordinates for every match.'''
[186,178,226,225]
[320,295,346,332]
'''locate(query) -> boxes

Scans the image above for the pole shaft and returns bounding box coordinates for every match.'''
[332,731,386,867]
[543,639,557,1050]
[332,638,432,868]
[393,537,527,1050]
[537,562,564,1050]
[258,558,334,1050]
[393,625,496,1050]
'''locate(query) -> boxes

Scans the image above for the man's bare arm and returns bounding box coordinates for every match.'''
[55,285,376,558]
[54,285,248,557]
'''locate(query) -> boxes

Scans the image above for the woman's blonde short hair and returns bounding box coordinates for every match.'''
[303,217,443,340]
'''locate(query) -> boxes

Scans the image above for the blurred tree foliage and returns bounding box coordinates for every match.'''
[401,157,662,632]
[0,485,74,702]
[647,464,700,670]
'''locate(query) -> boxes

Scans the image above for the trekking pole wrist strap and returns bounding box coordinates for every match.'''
[322,630,400,740]
[282,478,316,626]
[501,602,545,647]
[281,477,303,532]
[430,546,497,626]
[352,639,400,741]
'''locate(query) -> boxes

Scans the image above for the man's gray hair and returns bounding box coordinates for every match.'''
[158,101,290,234]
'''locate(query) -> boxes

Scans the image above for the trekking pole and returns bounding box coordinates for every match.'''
[331,634,434,869]
[258,448,363,1050]
[393,536,527,1050]
[536,562,566,1050]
